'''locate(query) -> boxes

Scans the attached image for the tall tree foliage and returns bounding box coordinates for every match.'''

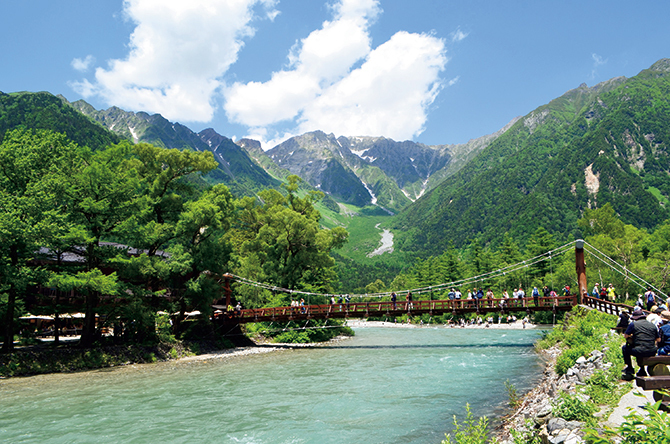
[0,129,78,351]
[230,176,348,308]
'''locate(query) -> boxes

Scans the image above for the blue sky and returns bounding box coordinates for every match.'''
[2,0,670,148]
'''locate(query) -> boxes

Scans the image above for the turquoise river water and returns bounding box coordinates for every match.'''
[0,326,546,443]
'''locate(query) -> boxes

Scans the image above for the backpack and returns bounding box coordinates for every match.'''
[647,292,655,304]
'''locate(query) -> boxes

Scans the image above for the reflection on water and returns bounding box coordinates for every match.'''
[0,327,545,444]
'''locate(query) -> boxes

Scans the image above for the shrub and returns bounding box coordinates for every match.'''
[510,420,543,444]
[442,404,491,444]
[536,307,618,375]
[583,369,628,407]
[505,379,521,409]
[552,391,596,423]
[583,396,670,443]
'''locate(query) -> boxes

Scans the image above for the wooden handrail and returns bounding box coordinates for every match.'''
[214,295,578,324]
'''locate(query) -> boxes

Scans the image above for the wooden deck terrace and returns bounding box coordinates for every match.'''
[214,295,577,324]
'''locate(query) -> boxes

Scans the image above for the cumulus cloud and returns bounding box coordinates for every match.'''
[71,55,95,72]
[224,0,447,145]
[297,32,446,140]
[224,0,381,126]
[70,0,448,146]
[71,0,278,122]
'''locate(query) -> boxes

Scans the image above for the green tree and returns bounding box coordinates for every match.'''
[578,203,625,238]
[59,141,144,347]
[0,129,76,352]
[231,176,348,307]
[113,142,231,340]
[526,226,557,284]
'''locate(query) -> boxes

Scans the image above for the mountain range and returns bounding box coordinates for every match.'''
[69,98,510,215]
[2,58,670,260]
[393,58,670,255]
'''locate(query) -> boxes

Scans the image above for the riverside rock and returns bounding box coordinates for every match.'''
[495,342,612,443]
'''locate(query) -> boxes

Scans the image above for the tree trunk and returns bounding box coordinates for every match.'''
[80,242,98,348]
[1,245,19,353]
[80,290,98,348]
[1,286,16,353]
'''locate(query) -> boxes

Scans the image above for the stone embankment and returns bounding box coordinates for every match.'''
[496,342,651,444]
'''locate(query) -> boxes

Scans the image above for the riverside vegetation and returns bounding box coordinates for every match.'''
[0,126,349,362]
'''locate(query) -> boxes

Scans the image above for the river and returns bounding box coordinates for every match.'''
[0,327,545,443]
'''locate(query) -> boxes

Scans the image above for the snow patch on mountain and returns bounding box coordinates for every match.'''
[416,178,429,199]
[128,126,139,143]
[361,181,377,205]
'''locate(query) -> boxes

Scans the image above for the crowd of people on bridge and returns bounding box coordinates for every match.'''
[618,289,670,380]
[322,284,573,313]
[590,282,618,302]
[438,285,566,309]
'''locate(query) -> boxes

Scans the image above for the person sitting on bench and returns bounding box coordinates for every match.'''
[658,310,670,356]
[622,306,660,380]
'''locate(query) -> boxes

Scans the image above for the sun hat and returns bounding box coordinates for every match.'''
[631,306,646,320]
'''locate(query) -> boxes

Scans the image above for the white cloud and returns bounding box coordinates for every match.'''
[592,53,607,66]
[590,53,607,78]
[71,55,95,72]
[224,0,447,145]
[451,28,468,42]
[297,32,446,140]
[70,0,448,146]
[72,0,277,122]
[224,0,380,127]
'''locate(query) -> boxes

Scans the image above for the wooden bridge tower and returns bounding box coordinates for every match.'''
[575,240,587,305]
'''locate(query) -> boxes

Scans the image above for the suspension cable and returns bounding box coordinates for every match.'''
[226,241,576,299]
[582,240,668,298]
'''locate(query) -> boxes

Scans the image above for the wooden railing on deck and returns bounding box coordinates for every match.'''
[582,295,633,316]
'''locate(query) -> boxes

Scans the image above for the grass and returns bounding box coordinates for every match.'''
[646,186,670,206]
[314,200,401,264]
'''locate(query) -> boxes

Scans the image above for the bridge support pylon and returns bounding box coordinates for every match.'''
[575,240,587,305]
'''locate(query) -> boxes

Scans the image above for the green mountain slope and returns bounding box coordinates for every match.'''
[68,100,279,197]
[393,59,670,256]
[0,91,120,149]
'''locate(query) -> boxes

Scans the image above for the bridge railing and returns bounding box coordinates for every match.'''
[223,295,577,323]
[582,295,632,316]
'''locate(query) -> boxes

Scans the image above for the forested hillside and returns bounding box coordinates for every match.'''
[393,59,670,257]
[0,92,120,149]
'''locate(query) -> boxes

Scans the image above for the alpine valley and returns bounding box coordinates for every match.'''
[2,58,670,269]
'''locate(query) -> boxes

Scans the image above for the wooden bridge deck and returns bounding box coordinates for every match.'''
[215,295,577,324]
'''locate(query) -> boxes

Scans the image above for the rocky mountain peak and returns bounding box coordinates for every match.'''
[650,58,670,72]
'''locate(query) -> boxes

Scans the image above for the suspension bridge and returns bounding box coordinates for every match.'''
[214,239,670,405]
[212,239,667,325]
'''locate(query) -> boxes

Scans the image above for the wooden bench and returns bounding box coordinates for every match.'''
[635,355,670,410]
